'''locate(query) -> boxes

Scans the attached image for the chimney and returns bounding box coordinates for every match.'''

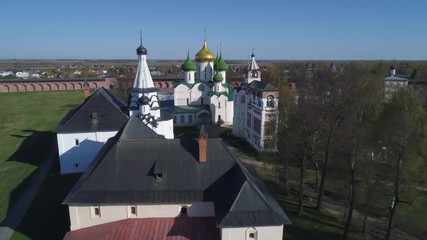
[198,125,207,163]
[83,80,90,100]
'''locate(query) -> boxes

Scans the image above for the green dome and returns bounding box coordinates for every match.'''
[181,53,197,71]
[213,72,224,83]
[214,54,229,71]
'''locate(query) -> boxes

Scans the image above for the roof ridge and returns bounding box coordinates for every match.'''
[97,87,129,118]
[233,158,274,212]
[63,136,118,204]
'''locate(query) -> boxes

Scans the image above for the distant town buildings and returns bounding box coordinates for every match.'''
[384,66,410,100]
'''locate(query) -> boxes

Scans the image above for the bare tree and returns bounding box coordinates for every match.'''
[283,96,320,215]
[379,89,427,240]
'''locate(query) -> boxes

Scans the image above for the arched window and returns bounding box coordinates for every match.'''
[267,95,275,108]
[246,227,257,240]
[240,95,245,103]
[180,115,185,124]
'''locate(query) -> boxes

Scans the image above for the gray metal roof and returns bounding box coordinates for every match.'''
[64,117,290,227]
[117,115,165,140]
[248,81,278,91]
[163,105,210,114]
[384,75,409,81]
[55,88,129,133]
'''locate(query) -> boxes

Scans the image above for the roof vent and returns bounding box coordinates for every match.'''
[91,112,98,121]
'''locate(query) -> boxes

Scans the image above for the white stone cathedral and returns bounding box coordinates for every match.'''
[171,40,234,126]
[128,39,174,139]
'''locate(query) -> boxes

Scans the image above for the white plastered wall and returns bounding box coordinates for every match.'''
[57,131,117,174]
[69,202,215,231]
[221,225,284,240]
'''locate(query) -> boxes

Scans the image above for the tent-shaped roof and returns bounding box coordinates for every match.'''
[55,88,129,133]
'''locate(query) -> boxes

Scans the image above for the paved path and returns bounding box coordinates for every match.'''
[0,147,56,240]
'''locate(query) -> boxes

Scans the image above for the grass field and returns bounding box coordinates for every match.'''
[0,91,83,222]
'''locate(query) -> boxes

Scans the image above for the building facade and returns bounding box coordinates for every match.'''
[168,41,234,126]
[63,117,290,240]
[55,88,129,174]
[384,66,409,100]
[233,53,279,151]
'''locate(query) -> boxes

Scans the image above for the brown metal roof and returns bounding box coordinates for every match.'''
[63,216,220,240]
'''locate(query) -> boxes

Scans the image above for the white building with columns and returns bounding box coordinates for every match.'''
[168,40,234,126]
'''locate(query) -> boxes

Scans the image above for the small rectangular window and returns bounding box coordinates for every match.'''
[74,139,79,146]
[94,207,100,216]
[131,206,136,215]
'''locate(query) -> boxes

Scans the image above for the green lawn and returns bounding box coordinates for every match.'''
[0,91,83,222]
[268,181,367,240]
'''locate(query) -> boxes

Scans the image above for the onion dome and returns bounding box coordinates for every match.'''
[181,53,197,71]
[214,54,229,71]
[195,41,215,62]
[136,43,147,55]
[213,72,224,83]
[138,95,150,105]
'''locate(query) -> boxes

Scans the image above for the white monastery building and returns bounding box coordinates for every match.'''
[58,36,289,240]
[233,52,279,151]
[55,88,129,174]
[63,118,290,240]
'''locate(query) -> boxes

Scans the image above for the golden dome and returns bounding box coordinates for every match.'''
[195,41,215,62]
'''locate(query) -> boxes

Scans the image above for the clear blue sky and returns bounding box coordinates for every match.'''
[1,0,426,60]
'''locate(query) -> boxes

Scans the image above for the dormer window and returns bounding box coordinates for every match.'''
[246,227,257,240]
[154,160,165,181]
[155,173,163,180]
[91,112,98,120]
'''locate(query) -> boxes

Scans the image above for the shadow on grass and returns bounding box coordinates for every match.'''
[1,129,81,239]
[7,130,56,166]
[12,173,81,240]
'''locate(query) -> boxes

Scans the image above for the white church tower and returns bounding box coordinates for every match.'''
[128,34,174,139]
[244,50,261,84]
